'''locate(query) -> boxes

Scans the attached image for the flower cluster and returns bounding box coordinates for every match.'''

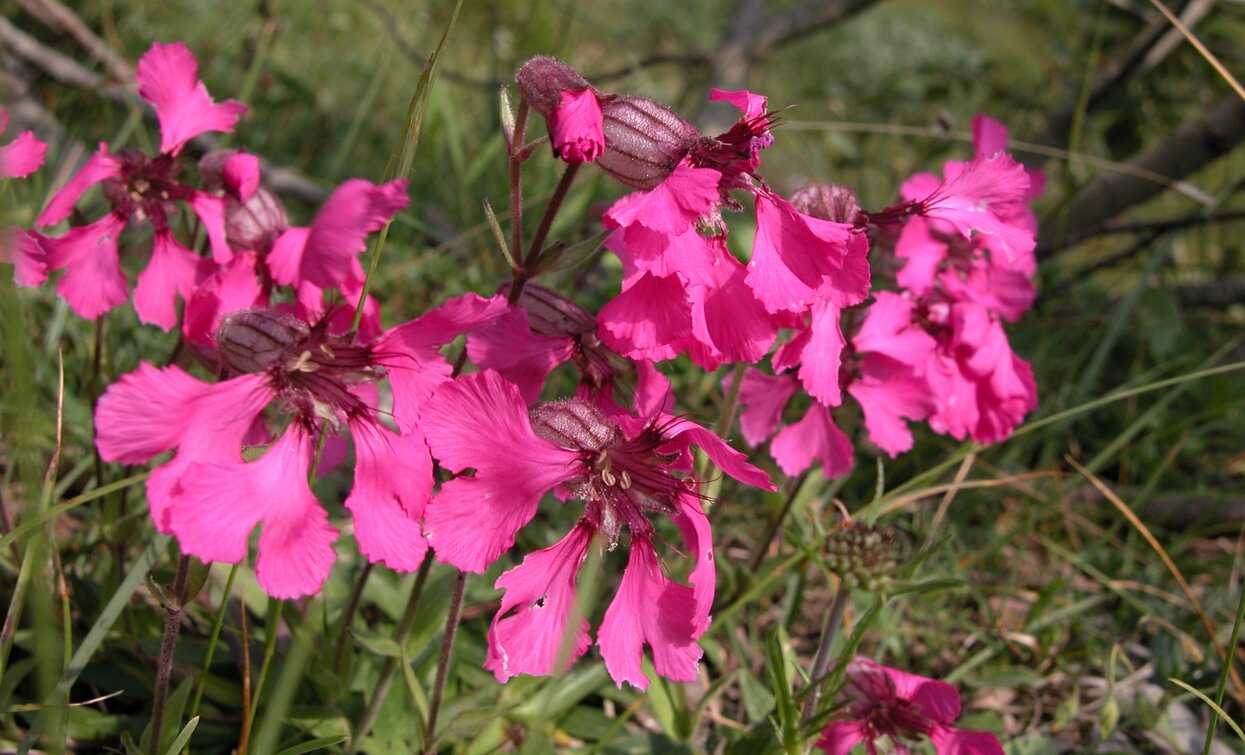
[3,42,1036,711]
[735,115,1041,479]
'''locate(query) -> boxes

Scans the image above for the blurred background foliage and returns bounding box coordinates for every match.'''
[2,0,1245,752]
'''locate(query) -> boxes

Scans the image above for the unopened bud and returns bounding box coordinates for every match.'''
[790,184,864,226]
[596,97,699,190]
[511,283,595,337]
[529,398,620,452]
[515,56,592,115]
[225,188,289,252]
[198,149,238,190]
[216,308,308,375]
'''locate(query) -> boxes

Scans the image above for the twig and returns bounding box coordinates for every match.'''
[1041,208,1245,253]
[1149,0,1245,102]
[14,0,133,81]
[1053,95,1245,258]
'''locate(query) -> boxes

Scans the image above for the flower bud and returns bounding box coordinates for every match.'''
[790,183,864,226]
[596,97,699,190]
[515,56,592,115]
[216,308,309,375]
[529,398,620,452]
[509,283,595,337]
[225,188,289,252]
[199,149,260,200]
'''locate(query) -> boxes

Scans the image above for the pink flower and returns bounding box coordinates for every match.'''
[34,42,245,326]
[420,370,772,688]
[0,106,48,179]
[267,178,409,290]
[817,657,1004,755]
[136,41,246,156]
[94,295,506,597]
[0,107,49,286]
[549,88,605,163]
[1,227,47,287]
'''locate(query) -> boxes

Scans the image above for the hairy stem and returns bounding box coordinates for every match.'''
[523,161,581,269]
[148,554,189,755]
[423,570,468,754]
[508,99,529,279]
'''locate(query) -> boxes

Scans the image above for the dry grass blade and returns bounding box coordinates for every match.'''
[1149,0,1245,103]
[1066,455,1245,702]
[880,471,1058,516]
[931,450,977,531]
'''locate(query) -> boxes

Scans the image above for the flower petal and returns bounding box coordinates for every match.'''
[37,213,129,320]
[1,227,47,287]
[168,425,337,599]
[0,129,47,179]
[485,523,593,682]
[598,536,702,690]
[733,368,799,447]
[295,179,409,289]
[421,371,581,572]
[133,231,204,331]
[770,403,854,479]
[36,148,123,227]
[344,419,432,572]
[136,42,246,155]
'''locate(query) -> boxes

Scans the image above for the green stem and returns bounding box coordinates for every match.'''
[801,584,851,721]
[188,563,239,721]
[239,597,281,755]
[522,161,581,269]
[1202,542,1245,754]
[423,571,467,754]
[352,552,435,746]
[747,471,810,576]
[333,561,376,679]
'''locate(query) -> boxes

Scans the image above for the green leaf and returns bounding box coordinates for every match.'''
[739,667,776,723]
[764,630,800,755]
[531,228,609,275]
[162,716,198,755]
[274,735,349,755]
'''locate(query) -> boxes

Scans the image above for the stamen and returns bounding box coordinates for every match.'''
[287,350,320,372]
[619,470,632,489]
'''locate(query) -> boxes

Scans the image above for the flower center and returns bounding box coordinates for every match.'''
[217,308,382,425]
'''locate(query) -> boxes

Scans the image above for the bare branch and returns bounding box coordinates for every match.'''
[753,0,880,54]
[1040,208,1245,254]
[13,0,133,82]
[0,17,327,203]
[1050,95,1245,258]
[1173,276,1245,308]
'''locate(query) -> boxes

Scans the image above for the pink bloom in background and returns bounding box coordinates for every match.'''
[33,42,245,327]
[0,106,48,179]
[817,657,1004,755]
[0,106,49,286]
[420,369,772,688]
